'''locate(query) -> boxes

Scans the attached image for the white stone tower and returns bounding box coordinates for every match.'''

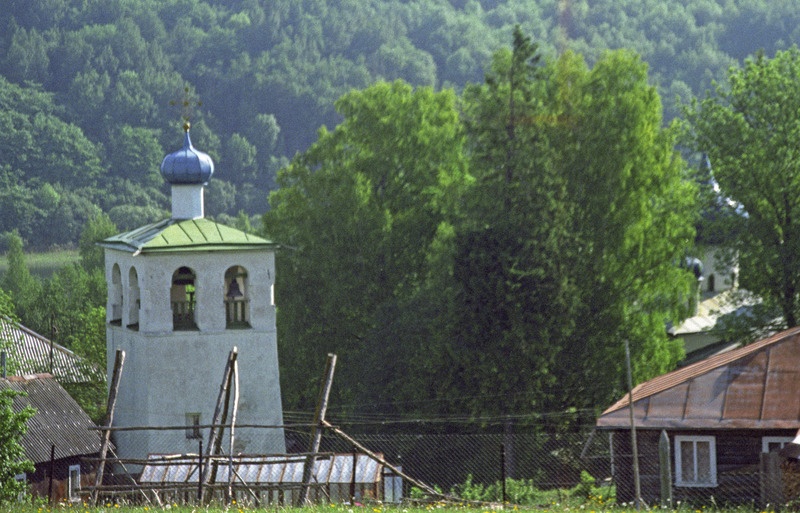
[101,124,285,465]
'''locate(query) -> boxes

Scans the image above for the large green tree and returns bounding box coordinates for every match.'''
[449,27,581,416]
[687,47,800,333]
[550,49,696,409]
[452,30,697,414]
[263,81,469,411]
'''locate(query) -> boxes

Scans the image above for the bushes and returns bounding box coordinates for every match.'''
[411,471,613,507]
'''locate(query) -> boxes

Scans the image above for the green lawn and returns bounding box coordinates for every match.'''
[0,249,81,279]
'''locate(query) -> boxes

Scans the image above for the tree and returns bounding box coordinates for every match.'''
[686,48,800,333]
[0,388,34,504]
[0,290,34,504]
[0,232,40,322]
[65,306,107,423]
[550,49,696,409]
[453,30,697,414]
[450,26,581,416]
[79,212,118,272]
[24,264,105,350]
[263,80,469,410]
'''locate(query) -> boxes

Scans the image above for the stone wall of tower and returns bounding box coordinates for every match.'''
[104,247,284,462]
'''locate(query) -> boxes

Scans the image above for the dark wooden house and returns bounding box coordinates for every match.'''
[2,373,103,502]
[596,326,800,506]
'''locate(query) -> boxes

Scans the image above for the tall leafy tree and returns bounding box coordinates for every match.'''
[263,81,469,410]
[687,47,800,332]
[451,26,581,415]
[0,232,40,322]
[454,30,697,414]
[551,49,696,408]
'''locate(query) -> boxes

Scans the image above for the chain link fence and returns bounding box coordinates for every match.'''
[87,422,609,506]
[82,423,794,509]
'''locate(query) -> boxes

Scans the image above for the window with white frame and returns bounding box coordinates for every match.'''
[675,435,717,487]
[68,465,81,501]
[763,436,794,453]
[14,473,26,502]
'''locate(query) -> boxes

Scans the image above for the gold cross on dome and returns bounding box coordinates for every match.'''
[169,86,202,126]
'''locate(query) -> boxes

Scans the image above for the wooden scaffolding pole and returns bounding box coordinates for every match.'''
[322,420,449,501]
[298,353,337,505]
[201,347,238,500]
[91,349,125,505]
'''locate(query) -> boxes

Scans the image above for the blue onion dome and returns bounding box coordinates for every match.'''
[160,122,214,184]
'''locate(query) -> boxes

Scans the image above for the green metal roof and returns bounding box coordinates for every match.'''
[100,218,277,254]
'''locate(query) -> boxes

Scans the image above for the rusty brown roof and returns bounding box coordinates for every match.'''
[1,374,102,463]
[597,326,800,430]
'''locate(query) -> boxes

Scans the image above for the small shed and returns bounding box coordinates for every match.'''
[597,326,800,506]
[1,373,103,502]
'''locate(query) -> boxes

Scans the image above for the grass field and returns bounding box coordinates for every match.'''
[0,249,81,279]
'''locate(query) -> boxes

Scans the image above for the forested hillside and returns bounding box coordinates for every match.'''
[3,0,800,424]
[1,0,798,249]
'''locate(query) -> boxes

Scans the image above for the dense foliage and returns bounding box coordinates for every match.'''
[266,29,697,420]
[1,0,799,250]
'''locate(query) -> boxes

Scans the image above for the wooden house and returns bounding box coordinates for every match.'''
[2,373,103,502]
[596,326,800,506]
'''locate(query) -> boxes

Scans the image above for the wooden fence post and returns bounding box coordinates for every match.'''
[658,430,672,508]
[760,451,784,510]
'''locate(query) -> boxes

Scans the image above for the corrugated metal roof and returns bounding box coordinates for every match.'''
[1,374,102,463]
[99,218,277,254]
[597,326,800,430]
[0,317,103,384]
[140,453,383,485]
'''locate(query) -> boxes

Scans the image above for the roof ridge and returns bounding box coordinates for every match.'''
[3,372,54,382]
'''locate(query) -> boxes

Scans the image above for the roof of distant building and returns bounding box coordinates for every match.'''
[668,288,758,337]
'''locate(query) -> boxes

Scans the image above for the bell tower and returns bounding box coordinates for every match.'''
[101,124,285,464]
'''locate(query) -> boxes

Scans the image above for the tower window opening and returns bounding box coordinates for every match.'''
[127,266,140,330]
[225,266,250,329]
[171,266,197,330]
[110,264,123,326]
